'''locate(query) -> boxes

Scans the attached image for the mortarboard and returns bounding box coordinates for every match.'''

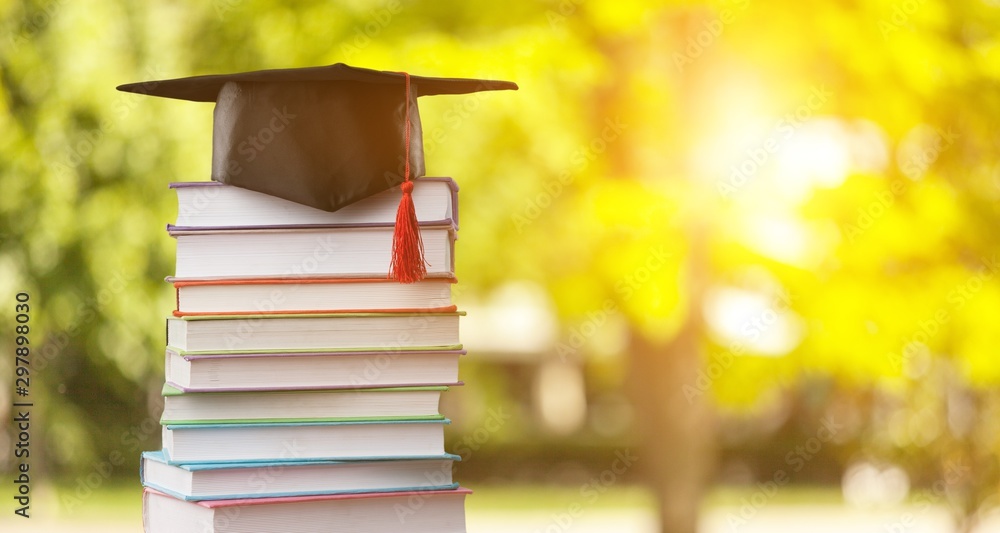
[117,63,517,282]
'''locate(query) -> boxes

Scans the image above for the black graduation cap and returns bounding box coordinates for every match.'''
[117,63,517,212]
[117,63,517,282]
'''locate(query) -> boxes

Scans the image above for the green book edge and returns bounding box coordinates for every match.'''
[174,311,466,321]
[161,383,449,396]
[159,414,447,425]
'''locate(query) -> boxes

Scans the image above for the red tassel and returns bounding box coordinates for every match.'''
[389,71,426,283]
[390,181,427,283]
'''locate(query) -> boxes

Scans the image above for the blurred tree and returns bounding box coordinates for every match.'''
[649,1,1000,531]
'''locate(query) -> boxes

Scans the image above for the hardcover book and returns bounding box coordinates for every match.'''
[142,487,472,533]
[172,177,458,230]
[166,312,463,353]
[159,383,448,424]
[164,348,464,391]
[141,450,458,501]
[161,419,448,463]
[172,277,455,316]
[170,225,456,279]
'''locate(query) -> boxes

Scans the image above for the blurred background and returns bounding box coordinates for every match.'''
[2,0,1000,531]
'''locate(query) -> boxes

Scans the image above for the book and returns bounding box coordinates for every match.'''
[161,419,448,463]
[172,277,455,316]
[165,348,464,392]
[170,225,455,280]
[143,487,471,533]
[140,450,458,501]
[159,383,448,424]
[166,312,463,353]
[172,177,458,230]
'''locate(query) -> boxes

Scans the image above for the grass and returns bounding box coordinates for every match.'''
[0,481,143,523]
[6,481,654,516]
[467,484,656,511]
[705,485,844,507]
[52,481,143,521]
[0,479,857,529]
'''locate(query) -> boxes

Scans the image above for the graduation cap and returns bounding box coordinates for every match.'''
[117,63,517,282]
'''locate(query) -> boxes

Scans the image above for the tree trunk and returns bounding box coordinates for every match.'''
[627,325,714,533]
[626,241,713,532]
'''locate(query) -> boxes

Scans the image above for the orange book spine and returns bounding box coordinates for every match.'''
[172,305,459,317]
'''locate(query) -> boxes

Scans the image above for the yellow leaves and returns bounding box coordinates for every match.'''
[973,36,1000,82]
[590,179,674,230]
[583,0,661,34]
[533,177,687,345]
[1,0,999,444]
[864,0,988,111]
[789,246,1000,390]
[833,175,961,271]
[708,350,796,410]
[905,176,960,237]
[951,266,1000,386]
[571,180,687,339]
[550,272,609,317]
[582,181,680,274]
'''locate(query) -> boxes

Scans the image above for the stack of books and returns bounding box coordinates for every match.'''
[141,178,471,532]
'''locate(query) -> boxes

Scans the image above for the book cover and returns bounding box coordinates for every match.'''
[169,225,457,279]
[171,276,457,316]
[165,311,464,353]
[165,348,465,392]
[142,486,471,533]
[171,176,459,230]
[144,486,472,508]
[159,383,449,425]
[162,418,450,464]
[140,450,460,501]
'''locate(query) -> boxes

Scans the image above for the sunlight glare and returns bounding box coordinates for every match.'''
[702,286,804,357]
[774,119,852,192]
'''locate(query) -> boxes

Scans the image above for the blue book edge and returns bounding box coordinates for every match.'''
[142,450,461,469]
